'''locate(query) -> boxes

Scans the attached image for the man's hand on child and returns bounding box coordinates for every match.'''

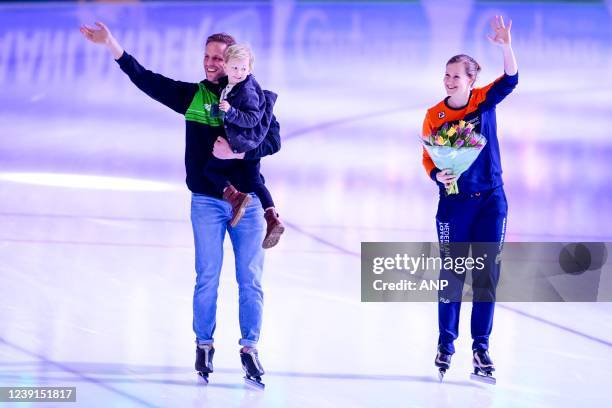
[219,101,231,112]
[213,137,245,160]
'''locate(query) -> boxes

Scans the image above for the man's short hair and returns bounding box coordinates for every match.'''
[205,33,236,47]
[224,44,255,71]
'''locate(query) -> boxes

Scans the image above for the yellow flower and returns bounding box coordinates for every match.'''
[459,120,466,128]
[447,127,457,136]
[436,136,445,145]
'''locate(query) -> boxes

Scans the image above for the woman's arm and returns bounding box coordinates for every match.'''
[477,15,518,109]
[487,15,517,76]
[422,115,456,188]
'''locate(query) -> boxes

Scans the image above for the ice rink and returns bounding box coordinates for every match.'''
[1,1,611,407]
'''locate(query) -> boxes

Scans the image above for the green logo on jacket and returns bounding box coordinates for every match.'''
[185,83,224,127]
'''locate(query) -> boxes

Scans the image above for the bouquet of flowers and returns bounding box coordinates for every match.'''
[421,120,487,195]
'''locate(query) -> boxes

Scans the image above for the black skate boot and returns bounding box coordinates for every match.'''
[195,344,215,384]
[470,349,496,385]
[240,347,265,390]
[435,349,452,382]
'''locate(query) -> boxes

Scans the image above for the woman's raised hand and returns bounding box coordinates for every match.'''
[487,15,512,47]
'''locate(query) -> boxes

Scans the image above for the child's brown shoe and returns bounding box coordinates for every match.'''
[223,184,252,227]
[262,208,285,249]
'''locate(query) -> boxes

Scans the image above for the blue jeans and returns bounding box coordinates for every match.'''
[191,193,265,348]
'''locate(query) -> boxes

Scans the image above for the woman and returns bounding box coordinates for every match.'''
[421,15,518,382]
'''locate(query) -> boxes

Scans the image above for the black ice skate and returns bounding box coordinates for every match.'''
[195,344,215,384]
[470,349,496,385]
[240,347,265,390]
[435,349,452,382]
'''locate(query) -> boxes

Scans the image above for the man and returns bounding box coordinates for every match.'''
[80,22,278,385]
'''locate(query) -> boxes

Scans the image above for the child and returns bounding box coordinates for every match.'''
[205,44,284,249]
[422,16,518,382]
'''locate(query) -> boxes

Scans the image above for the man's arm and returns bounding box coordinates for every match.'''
[80,22,124,58]
[80,22,196,114]
[116,52,198,114]
[213,115,281,160]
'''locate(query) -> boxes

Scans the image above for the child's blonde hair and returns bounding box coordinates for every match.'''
[224,44,255,71]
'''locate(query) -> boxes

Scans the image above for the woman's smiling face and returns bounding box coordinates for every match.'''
[444,62,474,98]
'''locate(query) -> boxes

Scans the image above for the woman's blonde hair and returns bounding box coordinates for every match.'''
[224,44,255,71]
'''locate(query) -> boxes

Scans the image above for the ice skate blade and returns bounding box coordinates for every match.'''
[197,372,209,385]
[470,372,496,385]
[244,376,265,390]
[437,369,446,382]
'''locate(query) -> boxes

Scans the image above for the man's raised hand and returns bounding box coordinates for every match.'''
[79,22,124,59]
